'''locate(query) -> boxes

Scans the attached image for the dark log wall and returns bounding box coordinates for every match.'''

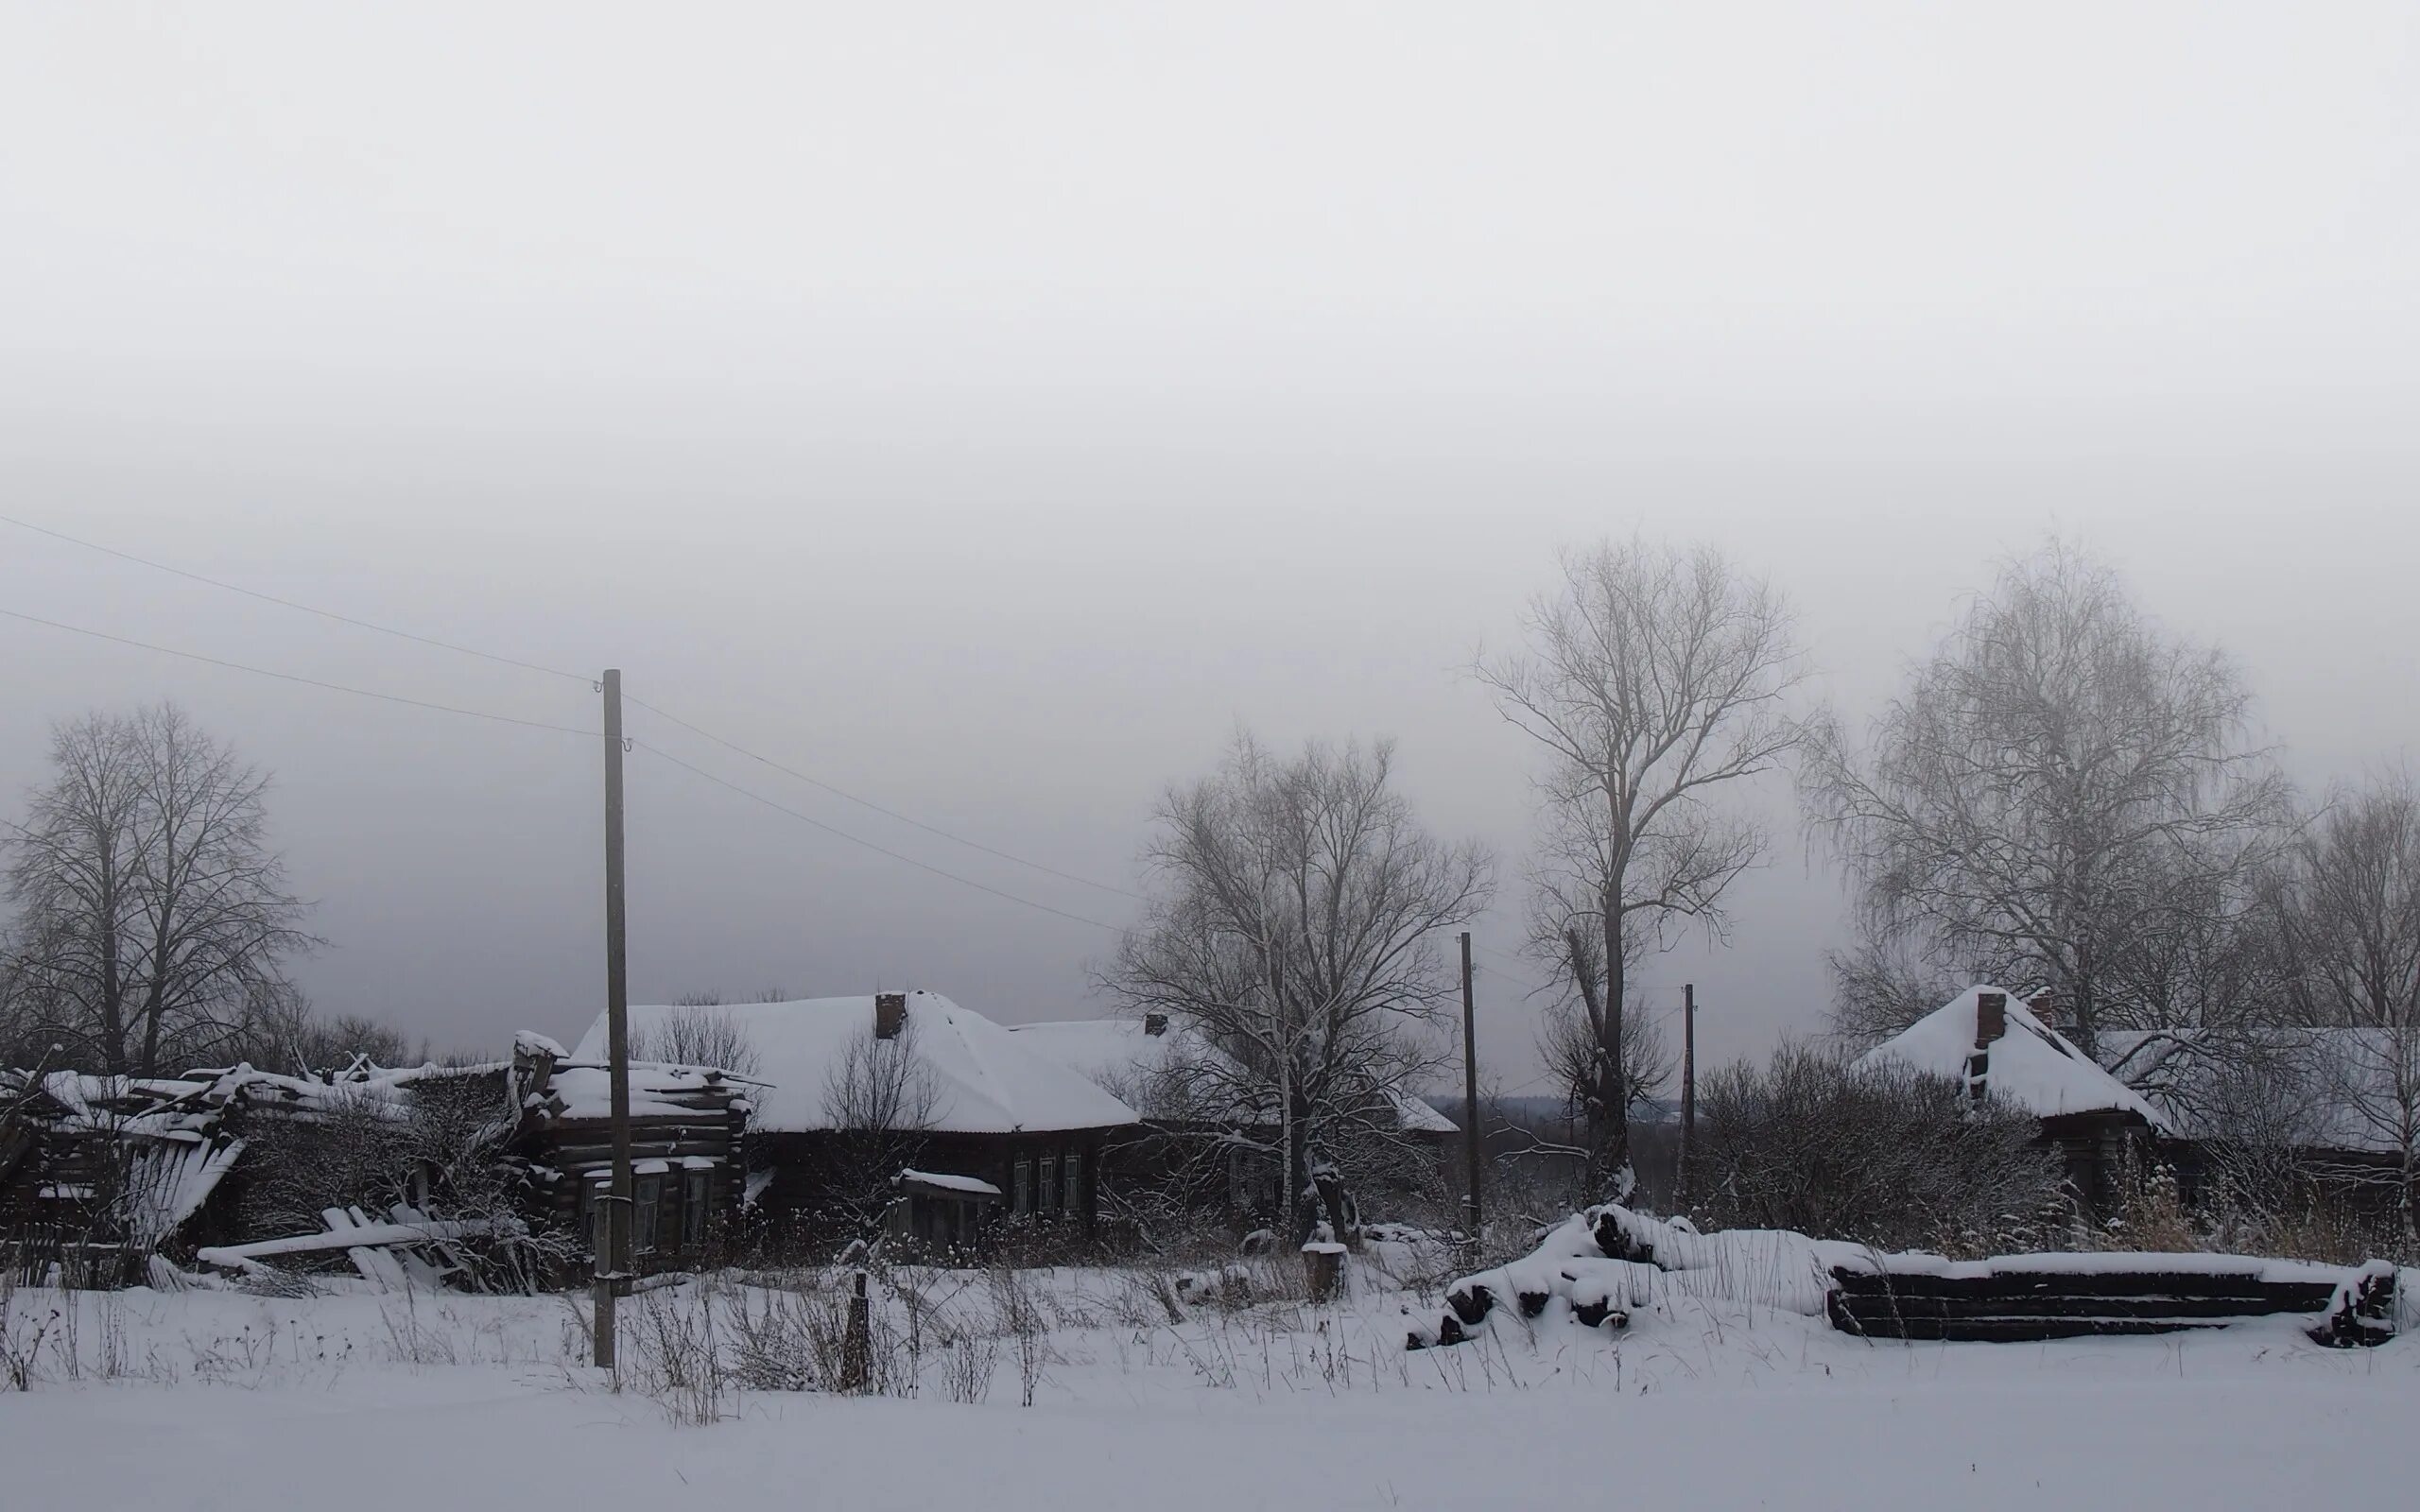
[744,1127,1110,1251]
[1828,1260,2396,1346]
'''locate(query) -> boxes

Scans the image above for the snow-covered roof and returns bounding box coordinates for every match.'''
[570,992,1138,1136]
[1006,1019,1219,1107]
[1389,1090,1461,1135]
[1857,985,2169,1130]
[542,1060,749,1122]
[900,1168,1003,1197]
[1009,1017,1459,1135]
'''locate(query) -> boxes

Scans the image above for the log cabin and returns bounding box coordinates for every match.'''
[1856,985,2169,1217]
[568,991,1138,1256]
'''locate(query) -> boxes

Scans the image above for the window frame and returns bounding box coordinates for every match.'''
[632,1173,663,1254]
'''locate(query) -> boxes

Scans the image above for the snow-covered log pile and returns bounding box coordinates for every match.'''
[1406,1203,1865,1349]
[1410,1203,2413,1351]
[1828,1250,2406,1348]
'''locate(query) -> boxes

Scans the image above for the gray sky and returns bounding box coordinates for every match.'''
[4,5,2415,1086]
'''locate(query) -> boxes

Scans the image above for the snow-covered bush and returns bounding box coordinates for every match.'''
[1689,1041,2066,1255]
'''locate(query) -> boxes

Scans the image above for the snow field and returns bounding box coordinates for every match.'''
[4,1237,2415,1511]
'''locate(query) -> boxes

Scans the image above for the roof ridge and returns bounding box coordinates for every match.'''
[922,993,1025,1132]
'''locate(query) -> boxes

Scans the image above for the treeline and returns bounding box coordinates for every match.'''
[4,537,2412,1244]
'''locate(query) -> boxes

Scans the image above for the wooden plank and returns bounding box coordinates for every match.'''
[1833,1293,2324,1322]
[1830,1267,2336,1309]
[348,1244,409,1289]
[1841,1314,2231,1343]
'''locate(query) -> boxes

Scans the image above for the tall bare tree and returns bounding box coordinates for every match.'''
[1526,868,1674,1126]
[2278,767,2420,1227]
[1804,541,2290,1058]
[1475,538,1804,1190]
[3,704,318,1077]
[1105,734,1491,1242]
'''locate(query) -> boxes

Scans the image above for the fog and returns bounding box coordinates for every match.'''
[3,5,2415,1085]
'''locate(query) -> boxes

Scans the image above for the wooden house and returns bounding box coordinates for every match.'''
[2102,1024,2420,1226]
[508,1032,752,1274]
[1008,1013,1461,1231]
[2,1047,752,1286]
[569,991,1138,1255]
[1857,985,2169,1216]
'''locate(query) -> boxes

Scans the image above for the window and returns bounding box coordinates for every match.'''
[1037,1155,1059,1212]
[1063,1149,1082,1213]
[633,1175,662,1254]
[683,1171,710,1247]
[583,1177,609,1256]
[1012,1158,1032,1214]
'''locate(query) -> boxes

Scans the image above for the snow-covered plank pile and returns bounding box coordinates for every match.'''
[1827,1250,2402,1347]
[196,1204,524,1291]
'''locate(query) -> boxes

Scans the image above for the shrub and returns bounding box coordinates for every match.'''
[1689,1040,2066,1254]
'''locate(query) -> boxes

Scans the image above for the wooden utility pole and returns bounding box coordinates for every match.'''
[1459,932,1482,1252]
[592,668,634,1369]
[1680,983,1697,1194]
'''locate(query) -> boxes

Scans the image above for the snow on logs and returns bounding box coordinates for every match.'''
[1407,1203,1835,1349]
[1407,1202,2407,1351]
[1827,1251,2404,1348]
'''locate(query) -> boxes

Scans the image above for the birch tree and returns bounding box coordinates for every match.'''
[1804,541,2289,1058]
[1475,538,1804,1190]
[2,703,318,1076]
[1105,735,1491,1243]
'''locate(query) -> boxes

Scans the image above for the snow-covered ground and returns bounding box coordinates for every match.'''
[6,1250,2414,1511]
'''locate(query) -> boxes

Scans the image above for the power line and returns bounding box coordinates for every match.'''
[1466,944,1551,997]
[0,509,1147,902]
[623,694,1148,902]
[631,739,1131,934]
[0,608,605,737]
[0,509,594,684]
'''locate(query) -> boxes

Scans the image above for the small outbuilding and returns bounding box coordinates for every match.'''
[1856,985,2169,1216]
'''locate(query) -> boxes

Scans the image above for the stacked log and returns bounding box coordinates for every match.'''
[1828,1256,2398,1347]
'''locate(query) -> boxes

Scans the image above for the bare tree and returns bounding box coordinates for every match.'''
[1822,914,1977,1046]
[230,988,425,1074]
[2277,768,2420,1228]
[1105,734,1492,1242]
[1804,541,2290,1059]
[3,704,319,1076]
[817,1018,940,1246]
[1475,538,1804,1190]
[1526,876,1674,1125]
[634,1004,763,1077]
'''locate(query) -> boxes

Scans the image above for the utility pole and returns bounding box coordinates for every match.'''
[592,668,634,1369]
[1459,932,1482,1255]
[1680,983,1697,1195]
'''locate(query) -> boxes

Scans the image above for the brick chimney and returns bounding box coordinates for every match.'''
[1143,1013,1168,1038]
[1975,990,2008,1046]
[2028,989,2057,1029]
[874,991,908,1041]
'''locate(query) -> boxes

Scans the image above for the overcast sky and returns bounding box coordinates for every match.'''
[3,5,2415,1087]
